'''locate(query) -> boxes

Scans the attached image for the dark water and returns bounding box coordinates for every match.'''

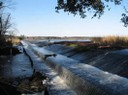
[0,53,33,79]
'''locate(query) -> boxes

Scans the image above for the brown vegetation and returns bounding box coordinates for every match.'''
[92,36,128,48]
[64,36,128,51]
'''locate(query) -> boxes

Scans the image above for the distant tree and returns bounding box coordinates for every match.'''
[56,0,128,27]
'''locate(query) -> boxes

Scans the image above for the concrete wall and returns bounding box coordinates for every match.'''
[28,43,128,95]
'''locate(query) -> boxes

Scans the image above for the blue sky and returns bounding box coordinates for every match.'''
[11,0,128,37]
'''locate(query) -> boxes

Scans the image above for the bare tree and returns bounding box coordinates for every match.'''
[0,13,12,35]
[0,0,14,45]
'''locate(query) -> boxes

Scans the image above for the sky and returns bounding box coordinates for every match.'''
[11,0,128,37]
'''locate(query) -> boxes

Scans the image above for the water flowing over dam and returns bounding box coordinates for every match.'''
[22,39,128,95]
[43,43,128,78]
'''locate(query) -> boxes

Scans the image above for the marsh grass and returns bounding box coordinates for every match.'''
[92,36,128,48]
[62,36,128,51]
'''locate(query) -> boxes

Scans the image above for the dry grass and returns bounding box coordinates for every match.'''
[6,37,21,46]
[92,36,128,48]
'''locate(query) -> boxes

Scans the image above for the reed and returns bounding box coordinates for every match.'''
[92,36,128,47]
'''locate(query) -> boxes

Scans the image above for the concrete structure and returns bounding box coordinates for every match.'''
[24,41,128,95]
[22,41,77,95]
